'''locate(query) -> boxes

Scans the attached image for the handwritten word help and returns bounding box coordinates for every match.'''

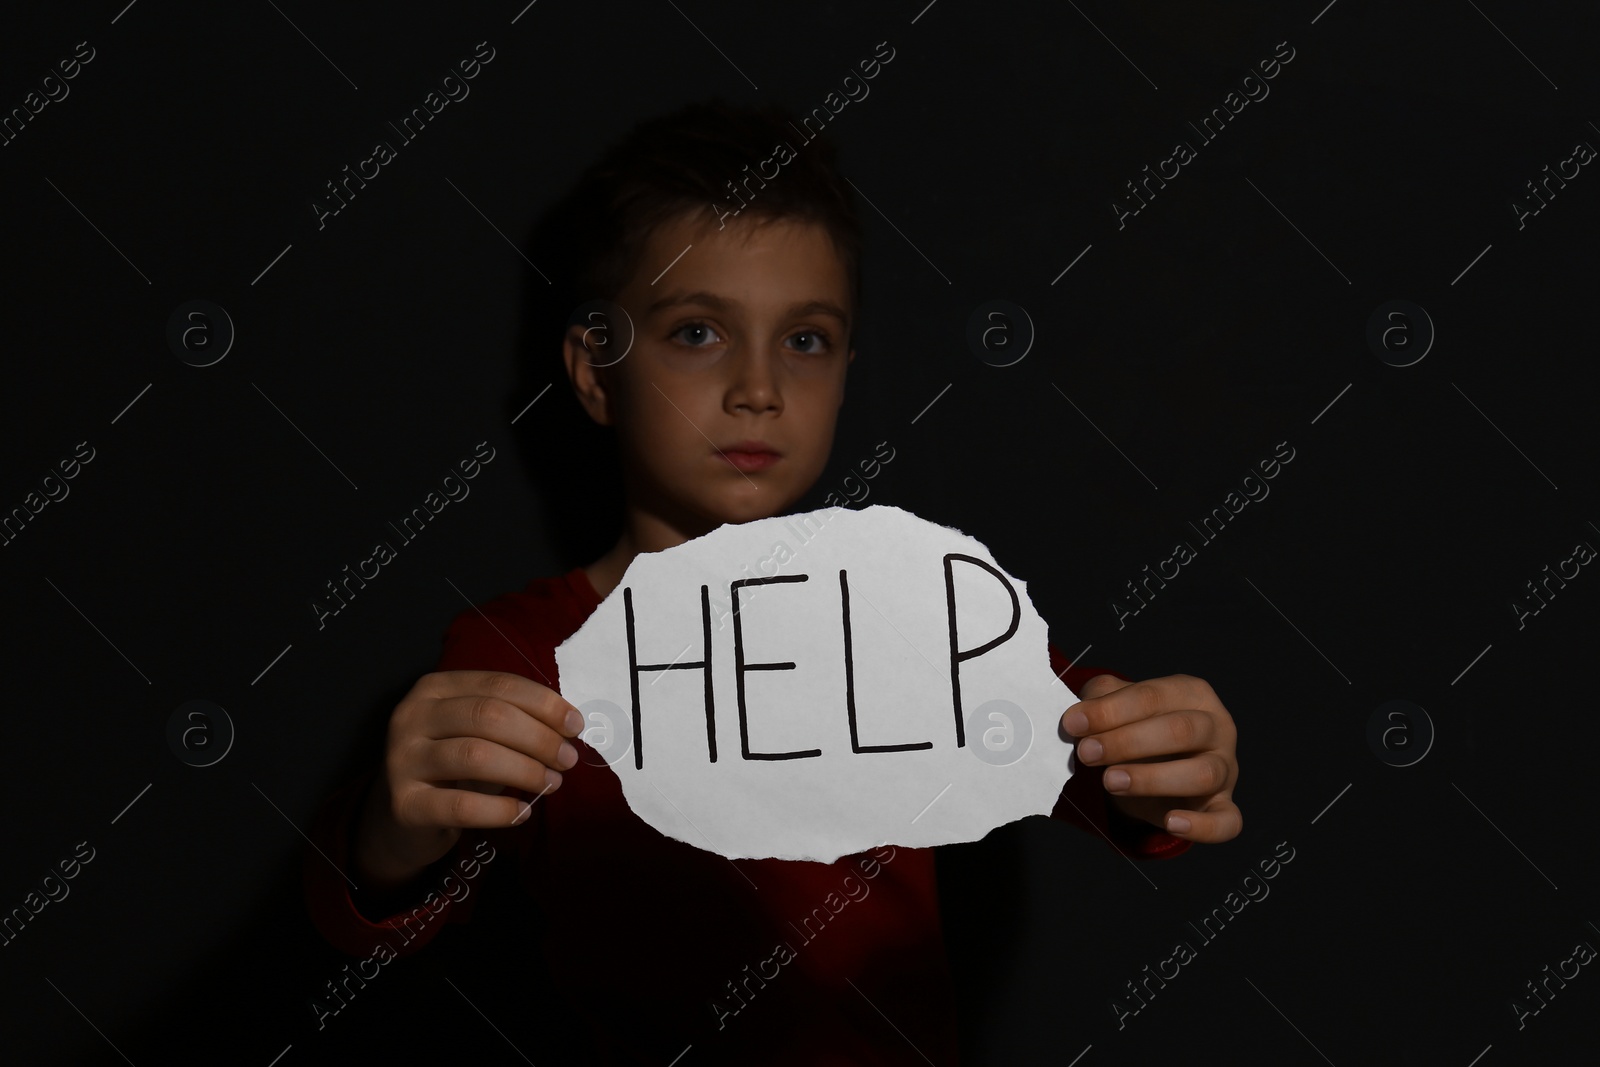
[555,504,1081,863]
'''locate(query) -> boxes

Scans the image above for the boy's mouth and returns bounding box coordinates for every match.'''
[717,439,782,473]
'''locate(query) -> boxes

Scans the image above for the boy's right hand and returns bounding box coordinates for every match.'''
[352,670,585,890]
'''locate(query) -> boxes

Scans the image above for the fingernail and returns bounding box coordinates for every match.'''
[557,741,578,769]
[1104,769,1130,791]
[546,769,563,791]
[1079,737,1103,763]
[512,802,532,825]
[1167,814,1191,834]
[1064,710,1089,736]
[565,707,584,734]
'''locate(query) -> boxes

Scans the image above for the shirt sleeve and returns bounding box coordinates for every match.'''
[300,602,528,959]
[1045,644,1193,862]
[300,762,483,960]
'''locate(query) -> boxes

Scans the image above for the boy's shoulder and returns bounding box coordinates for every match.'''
[459,565,600,633]
[434,566,603,675]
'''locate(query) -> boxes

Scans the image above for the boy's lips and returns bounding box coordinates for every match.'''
[716,439,782,472]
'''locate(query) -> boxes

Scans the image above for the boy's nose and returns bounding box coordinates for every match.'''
[724,346,783,414]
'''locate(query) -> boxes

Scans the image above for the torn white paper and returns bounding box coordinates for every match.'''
[553,503,1081,863]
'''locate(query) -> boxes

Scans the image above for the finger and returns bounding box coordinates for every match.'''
[1101,752,1232,799]
[1077,708,1218,765]
[429,694,579,771]
[1060,674,1129,736]
[1077,672,1132,700]
[1162,800,1243,844]
[428,670,586,737]
[415,735,568,798]
[395,778,557,831]
[1065,674,1219,738]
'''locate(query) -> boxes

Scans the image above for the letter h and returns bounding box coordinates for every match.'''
[625,585,716,769]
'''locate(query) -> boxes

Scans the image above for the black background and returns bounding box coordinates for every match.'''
[2,1,1597,1064]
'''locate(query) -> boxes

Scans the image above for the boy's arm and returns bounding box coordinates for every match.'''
[301,600,545,959]
[1046,643,1193,861]
[301,764,484,960]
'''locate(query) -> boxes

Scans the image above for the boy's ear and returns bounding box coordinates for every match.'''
[562,323,614,426]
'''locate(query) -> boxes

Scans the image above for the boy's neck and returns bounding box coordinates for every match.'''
[582,540,633,601]
[583,508,715,600]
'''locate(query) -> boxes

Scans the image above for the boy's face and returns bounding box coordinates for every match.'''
[566,211,856,538]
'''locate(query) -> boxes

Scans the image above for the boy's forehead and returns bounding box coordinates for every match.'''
[623,211,852,320]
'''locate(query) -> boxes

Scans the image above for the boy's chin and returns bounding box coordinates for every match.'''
[700,490,793,529]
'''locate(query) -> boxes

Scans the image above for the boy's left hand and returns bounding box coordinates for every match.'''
[1061,673,1242,844]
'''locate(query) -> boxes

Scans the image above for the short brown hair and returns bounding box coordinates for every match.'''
[561,98,864,312]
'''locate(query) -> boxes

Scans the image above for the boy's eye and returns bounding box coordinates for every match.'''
[671,321,721,347]
[789,330,831,354]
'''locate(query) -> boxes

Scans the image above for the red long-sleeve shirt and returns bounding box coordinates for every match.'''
[302,565,1190,1064]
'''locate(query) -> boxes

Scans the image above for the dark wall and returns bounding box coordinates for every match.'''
[2,1,1596,1063]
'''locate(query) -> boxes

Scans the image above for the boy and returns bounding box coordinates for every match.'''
[303,100,1241,1064]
